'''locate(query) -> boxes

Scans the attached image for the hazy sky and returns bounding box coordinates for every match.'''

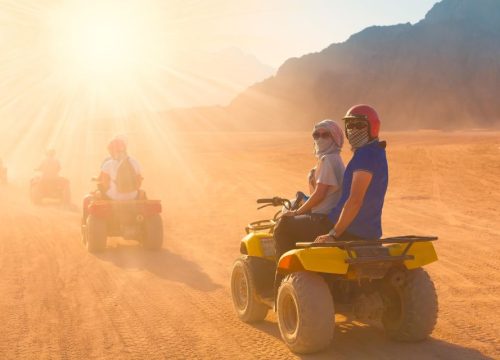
[0,0,441,122]
[203,0,439,66]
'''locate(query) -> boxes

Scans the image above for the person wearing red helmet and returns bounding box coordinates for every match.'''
[98,136,143,201]
[314,104,388,242]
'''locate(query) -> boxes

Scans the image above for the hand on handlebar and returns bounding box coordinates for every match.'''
[282,210,297,217]
[256,196,291,209]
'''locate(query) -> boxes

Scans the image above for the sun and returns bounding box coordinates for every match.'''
[48,2,161,86]
[70,15,136,74]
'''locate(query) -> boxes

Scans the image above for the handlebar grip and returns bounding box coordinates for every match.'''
[257,198,274,204]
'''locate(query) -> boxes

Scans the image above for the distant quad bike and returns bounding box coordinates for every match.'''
[0,165,6,184]
[30,175,71,205]
[81,181,164,253]
[231,196,438,354]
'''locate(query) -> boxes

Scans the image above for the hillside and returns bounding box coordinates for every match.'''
[169,0,500,131]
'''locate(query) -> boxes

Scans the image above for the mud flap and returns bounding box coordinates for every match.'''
[245,256,275,298]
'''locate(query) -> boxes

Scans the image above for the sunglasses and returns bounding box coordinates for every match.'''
[312,132,331,140]
[345,121,368,130]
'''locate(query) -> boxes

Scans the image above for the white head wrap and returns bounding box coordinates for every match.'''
[313,119,344,157]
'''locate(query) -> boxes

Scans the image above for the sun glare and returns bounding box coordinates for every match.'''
[70,16,135,73]
[49,2,161,85]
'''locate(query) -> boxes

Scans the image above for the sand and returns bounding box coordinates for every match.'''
[0,130,498,359]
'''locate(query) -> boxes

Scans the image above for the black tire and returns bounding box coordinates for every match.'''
[81,225,87,245]
[277,272,334,354]
[143,215,164,250]
[382,268,438,341]
[86,215,107,253]
[230,256,269,322]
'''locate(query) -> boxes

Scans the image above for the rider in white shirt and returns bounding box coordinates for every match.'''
[98,137,143,201]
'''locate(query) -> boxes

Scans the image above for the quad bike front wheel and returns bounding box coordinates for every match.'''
[277,272,334,354]
[85,215,107,253]
[230,256,269,322]
[381,268,438,341]
[142,214,164,250]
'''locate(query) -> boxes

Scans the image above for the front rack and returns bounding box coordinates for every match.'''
[245,219,276,234]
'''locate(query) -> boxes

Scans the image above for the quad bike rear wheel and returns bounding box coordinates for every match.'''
[277,272,334,354]
[143,214,163,250]
[231,256,269,322]
[85,215,107,253]
[382,268,438,341]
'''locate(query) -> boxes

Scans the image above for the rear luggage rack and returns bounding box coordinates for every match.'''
[296,236,437,264]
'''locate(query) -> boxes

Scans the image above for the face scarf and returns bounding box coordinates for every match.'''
[347,127,370,150]
[314,137,334,156]
[313,119,344,158]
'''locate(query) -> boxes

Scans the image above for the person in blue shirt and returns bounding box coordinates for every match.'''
[315,104,388,243]
[273,105,388,259]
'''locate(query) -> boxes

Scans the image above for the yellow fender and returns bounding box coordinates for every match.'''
[278,242,438,274]
[278,247,350,274]
[241,232,276,260]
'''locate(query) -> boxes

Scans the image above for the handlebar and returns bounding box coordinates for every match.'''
[257,198,274,204]
[256,197,291,210]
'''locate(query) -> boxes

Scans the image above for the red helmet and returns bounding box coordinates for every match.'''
[107,137,127,153]
[343,104,380,139]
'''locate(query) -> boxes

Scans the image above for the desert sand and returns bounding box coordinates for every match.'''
[0,130,499,359]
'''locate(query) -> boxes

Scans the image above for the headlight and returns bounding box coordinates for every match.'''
[260,237,276,257]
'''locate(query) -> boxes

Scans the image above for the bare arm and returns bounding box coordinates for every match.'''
[98,171,111,191]
[294,183,338,215]
[315,170,373,242]
[308,168,316,193]
[136,174,143,190]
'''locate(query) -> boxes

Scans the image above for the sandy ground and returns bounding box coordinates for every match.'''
[0,131,499,359]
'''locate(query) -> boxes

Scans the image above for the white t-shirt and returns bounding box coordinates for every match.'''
[101,157,142,201]
[311,153,345,214]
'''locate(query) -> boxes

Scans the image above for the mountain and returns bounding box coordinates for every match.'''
[175,0,500,131]
[157,48,275,109]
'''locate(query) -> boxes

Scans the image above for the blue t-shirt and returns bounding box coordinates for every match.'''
[328,141,388,239]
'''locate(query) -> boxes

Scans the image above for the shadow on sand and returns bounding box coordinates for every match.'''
[251,319,491,360]
[96,244,220,292]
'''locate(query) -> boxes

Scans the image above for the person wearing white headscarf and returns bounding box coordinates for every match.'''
[274,119,345,258]
[287,119,345,216]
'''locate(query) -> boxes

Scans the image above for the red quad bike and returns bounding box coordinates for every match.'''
[0,165,6,185]
[30,175,71,205]
[81,182,164,253]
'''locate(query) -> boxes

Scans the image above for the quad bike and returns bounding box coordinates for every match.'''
[81,180,164,253]
[0,165,6,185]
[231,196,438,354]
[30,174,71,205]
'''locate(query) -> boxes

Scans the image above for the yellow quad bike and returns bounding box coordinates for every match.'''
[230,196,438,354]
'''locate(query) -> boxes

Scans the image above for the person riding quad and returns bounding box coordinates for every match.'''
[273,104,388,252]
[273,119,345,258]
[315,104,388,243]
[97,136,143,201]
[33,149,71,204]
[0,158,6,184]
[36,149,61,180]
